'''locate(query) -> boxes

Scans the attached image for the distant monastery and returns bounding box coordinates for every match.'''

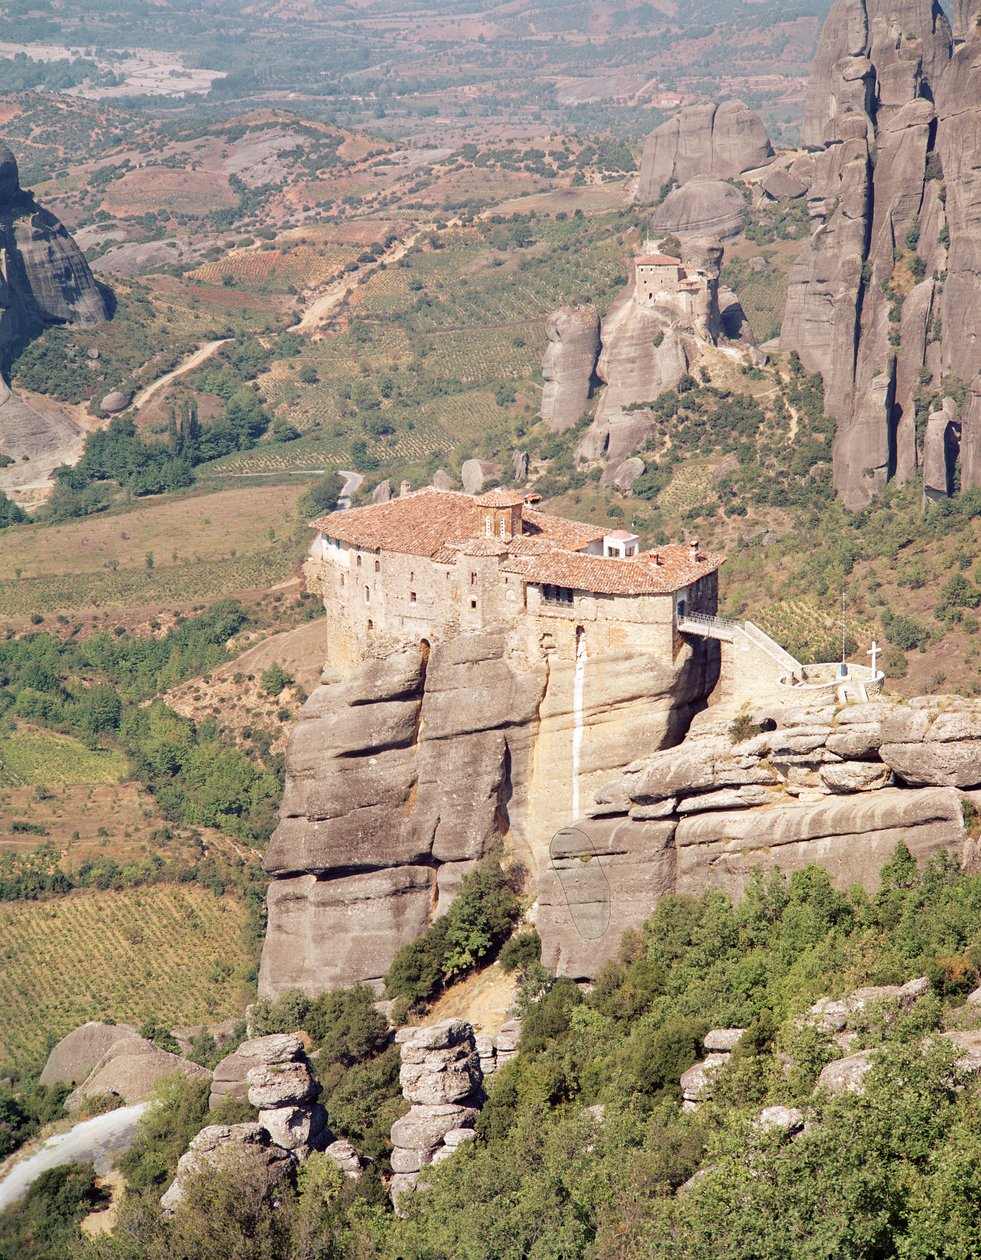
[310,485,722,670]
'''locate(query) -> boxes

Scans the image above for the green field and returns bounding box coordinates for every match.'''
[0,884,253,1069]
[0,731,126,787]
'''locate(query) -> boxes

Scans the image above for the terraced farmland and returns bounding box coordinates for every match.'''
[0,885,252,1069]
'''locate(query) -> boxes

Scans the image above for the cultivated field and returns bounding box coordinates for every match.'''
[0,884,252,1068]
[0,730,126,788]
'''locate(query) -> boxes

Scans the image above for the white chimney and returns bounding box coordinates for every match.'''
[400,480,411,498]
[689,539,700,561]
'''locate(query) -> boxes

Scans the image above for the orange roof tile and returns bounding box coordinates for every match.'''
[635,253,682,266]
[313,487,476,558]
[502,545,723,596]
[521,507,606,551]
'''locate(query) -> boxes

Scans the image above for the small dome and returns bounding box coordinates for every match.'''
[0,141,20,202]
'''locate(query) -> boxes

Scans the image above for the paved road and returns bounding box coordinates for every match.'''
[0,1103,148,1210]
[337,469,363,509]
[133,339,231,410]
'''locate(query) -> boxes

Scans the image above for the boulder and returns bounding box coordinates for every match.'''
[817,1051,874,1096]
[40,1021,138,1088]
[651,178,746,241]
[680,1052,730,1106]
[805,978,930,1033]
[389,1102,479,1151]
[703,1028,746,1052]
[600,454,645,491]
[432,469,453,491]
[761,168,808,200]
[258,1102,331,1154]
[210,1034,305,1109]
[100,391,130,414]
[755,1105,805,1135]
[460,458,499,494]
[512,449,529,482]
[637,100,773,201]
[819,761,893,792]
[371,479,392,504]
[66,1035,211,1111]
[323,1138,363,1178]
[246,1061,319,1109]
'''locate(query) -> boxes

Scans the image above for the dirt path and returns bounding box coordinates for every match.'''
[291,230,427,334]
[133,338,231,410]
[337,468,362,509]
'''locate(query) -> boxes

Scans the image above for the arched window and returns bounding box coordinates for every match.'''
[484,515,492,538]
[364,586,371,604]
[356,555,362,569]
[367,619,373,631]
[374,560,380,573]
[499,516,506,538]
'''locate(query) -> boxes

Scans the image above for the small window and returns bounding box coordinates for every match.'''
[499,517,506,538]
[367,619,373,631]
[374,560,380,573]
[469,598,478,611]
[485,516,492,537]
[340,574,345,587]
[356,554,362,568]
[471,571,477,585]
[410,591,417,604]
[364,586,371,604]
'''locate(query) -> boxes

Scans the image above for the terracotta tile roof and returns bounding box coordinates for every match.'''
[607,529,638,541]
[502,545,723,596]
[474,487,526,508]
[635,253,681,266]
[313,487,476,558]
[313,489,723,596]
[521,508,607,551]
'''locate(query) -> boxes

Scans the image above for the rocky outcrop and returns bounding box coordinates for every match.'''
[65,1034,211,1112]
[780,0,981,507]
[651,179,746,241]
[540,306,600,432]
[244,1034,332,1160]
[637,101,773,202]
[161,1123,295,1214]
[681,1029,745,1111]
[460,459,500,494]
[390,1020,483,1203]
[260,626,714,996]
[540,696,981,979]
[40,1021,138,1088]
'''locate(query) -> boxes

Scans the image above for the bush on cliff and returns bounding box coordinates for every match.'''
[385,857,522,1007]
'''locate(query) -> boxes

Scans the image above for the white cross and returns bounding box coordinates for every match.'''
[867,640,879,677]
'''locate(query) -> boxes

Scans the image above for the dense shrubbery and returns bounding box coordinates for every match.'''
[50,845,981,1259]
[0,1161,107,1259]
[385,858,522,1007]
[0,489,26,528]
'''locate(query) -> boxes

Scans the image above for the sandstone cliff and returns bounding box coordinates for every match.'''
[0,140,111,484]
[637,101,773,203]
[259,628,716,997]
[780,0,981,507]
[539,305,600,433]
[538,696,981,978]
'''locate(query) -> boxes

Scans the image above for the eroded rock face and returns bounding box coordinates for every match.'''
[64,1035,211,1112]
[782,0,973,508]
[261,626,713,996]
[637,100,773,202]
[390,1020,484,1204]
[541,696,979,979]
[161,1124,296,1215]
[651,179,746,241]
[540,306,600,432]
[40,1021,138,1088]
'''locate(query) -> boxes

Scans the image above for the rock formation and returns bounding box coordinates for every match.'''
[780,0,981,506]
[390,1019,483,1203]
[0,140,111,488]
[63,1033,211,1111]
[260,628,713,996]
[243,1034,332,1159]
[577,240,738,464]
[161,1123,296,1214]
[40,1021,139,1088]
[538,696,981,979]
[637,101,774,203]
[681,1028,745,1111]
[651,179,747,242]
[540,306,600,432]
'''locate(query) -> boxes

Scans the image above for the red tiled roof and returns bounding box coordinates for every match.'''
[474,487,526,508]
[607,529,639,541]
[502,545,723,596]
[313,487,476,558]
[635,253,681,266]
[521,507,606,551]
[313,490,723,596]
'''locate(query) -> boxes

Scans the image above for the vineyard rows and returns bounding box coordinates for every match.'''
[0,731,126,787]
[0,886,252,1068]
[0,546,296,616]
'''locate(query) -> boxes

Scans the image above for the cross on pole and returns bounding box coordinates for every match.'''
[867,639,879,677]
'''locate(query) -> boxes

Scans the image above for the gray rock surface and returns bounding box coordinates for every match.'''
[390,1021,484,1202]
[210,1034,305,1110]
[161,1123,295,1214]
[65,1036,211,1112]
[540,306,600,432]
[651,179,746,241]
[637,100,773,202]
[40,1022,138,1088]
[100,391,130,414]
[817,1050,874,1095]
